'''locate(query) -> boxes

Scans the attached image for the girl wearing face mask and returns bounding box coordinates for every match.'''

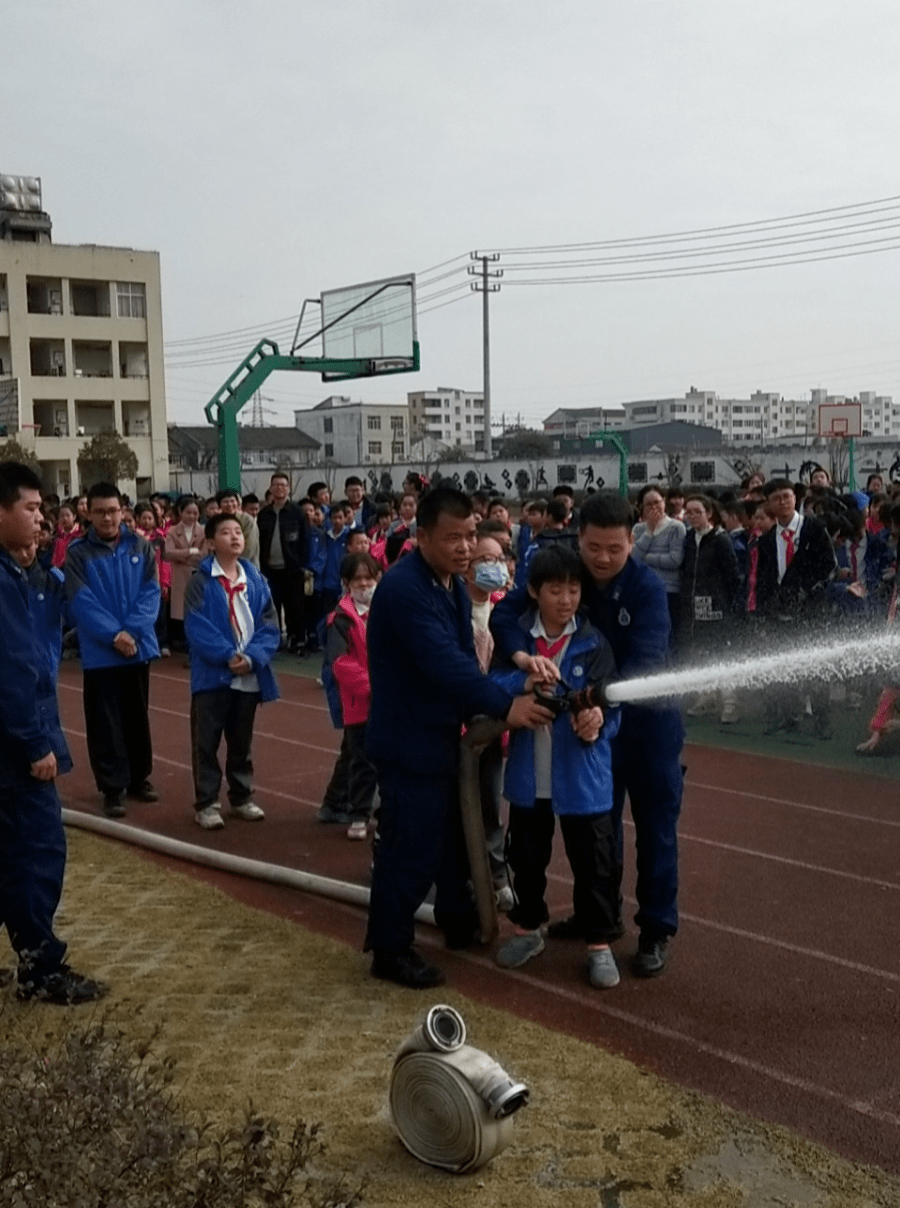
[465,537,514,912]
[323,553,381,840]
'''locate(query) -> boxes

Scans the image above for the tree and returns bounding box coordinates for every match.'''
[0,438,41,472]
[77,430,139,489]
[498,429,552,459]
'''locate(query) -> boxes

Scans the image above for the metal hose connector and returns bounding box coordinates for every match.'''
[390,1004,528,1172]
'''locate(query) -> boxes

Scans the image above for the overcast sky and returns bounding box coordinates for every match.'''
[8,1,900,434]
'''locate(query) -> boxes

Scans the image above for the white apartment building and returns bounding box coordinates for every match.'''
[0,175,168,497]
[620,386,899,443]
[293,395,409,465]
[407,387,486,453]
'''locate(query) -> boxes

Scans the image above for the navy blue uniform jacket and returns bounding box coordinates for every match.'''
[365,549,514,775]
[0,549,71,785]
[492,556,683,755]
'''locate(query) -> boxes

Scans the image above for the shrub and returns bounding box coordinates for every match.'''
[0,1016,362,1207]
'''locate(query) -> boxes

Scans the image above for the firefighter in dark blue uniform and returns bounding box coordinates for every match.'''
[364,486,552,988]
[0,462,105,1004]
[492,492,683,977]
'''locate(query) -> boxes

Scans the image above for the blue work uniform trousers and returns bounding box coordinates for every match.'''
[612,723,684,940]
[365,765,475,955]
[0,777,67,976]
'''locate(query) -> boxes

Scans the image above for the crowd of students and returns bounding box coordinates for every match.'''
[3,455,894,1002]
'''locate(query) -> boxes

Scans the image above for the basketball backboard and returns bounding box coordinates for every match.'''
[817,402,862,438]
[292,273,417,380]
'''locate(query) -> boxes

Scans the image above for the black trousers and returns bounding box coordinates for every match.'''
[82,662,152,795]
[190,688,260,809]
[507,800,621,944]
[323,729,352,811]
[263,568,304,646]
[345,723,377,823]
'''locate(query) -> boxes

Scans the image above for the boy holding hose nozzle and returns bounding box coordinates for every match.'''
[490,545,623,988]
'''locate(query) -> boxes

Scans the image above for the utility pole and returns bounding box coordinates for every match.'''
[468,252,502,459]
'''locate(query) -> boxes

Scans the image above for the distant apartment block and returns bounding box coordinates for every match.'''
[0,174,169,496]
[293,394,409,465]
[617,387,899,443]
[408,387,486,453]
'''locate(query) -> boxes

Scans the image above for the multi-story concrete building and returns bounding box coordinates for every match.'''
[617,386,899,443]
[542,406,626,438]
[0,175,168,497]
[407,387,486,454]
[293,394,409,466]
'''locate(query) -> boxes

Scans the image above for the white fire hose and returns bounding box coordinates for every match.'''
[390,1005,528,1172]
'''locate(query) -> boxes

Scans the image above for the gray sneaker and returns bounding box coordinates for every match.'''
[230,801,265,821]
[196,805,225,830]
[495,930,545,969]
[588,946,620,989]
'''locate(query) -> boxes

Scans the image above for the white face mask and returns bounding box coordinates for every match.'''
[351,585,376,607]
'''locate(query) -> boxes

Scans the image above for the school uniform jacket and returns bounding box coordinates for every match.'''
[65,525,160,670]
[326,595,371,726]
[365,548,514,775]
[183,556,281,703]
[755,516,836,621]
[492,556,683,754]
[491,612,620,815]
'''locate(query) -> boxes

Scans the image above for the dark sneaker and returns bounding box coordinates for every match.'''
[17,965,109,1005]
[103,793,126,818]
[632,934,669,978]
[127,781,159,803]
[371,948,445,988]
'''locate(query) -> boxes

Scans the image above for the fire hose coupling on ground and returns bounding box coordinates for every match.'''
[389,1004,529,1173]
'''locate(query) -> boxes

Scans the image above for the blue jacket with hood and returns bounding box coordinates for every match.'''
[64,524,160,669]
[491,610,620,815]
[183,555,281,703]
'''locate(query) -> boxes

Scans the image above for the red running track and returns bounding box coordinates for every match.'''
[54,660,900,1175]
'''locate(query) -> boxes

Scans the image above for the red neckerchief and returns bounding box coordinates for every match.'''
[782,526,796,567]
[219,576,246,639]
[535,634,568,660]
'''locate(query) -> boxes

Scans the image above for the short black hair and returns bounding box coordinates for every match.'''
[205,512,244,541]
[578,492,634,532]
[0,461,42,508]
[416,485,473,532]
[546,498,569,525]
[242,492,260,506]
[87,482,120,505]
[340,552,380,583]
[344,475,363,489]
[216,487,241,504]
[762,478,794,498]
[552,484,574,500]
[528,544,583,591]
[270,472,290,485]
[525,498,547,516]
[307,480,329,498]
[333,498,353,514]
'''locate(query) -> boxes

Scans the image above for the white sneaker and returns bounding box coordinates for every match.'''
[196,805,225,830]
[587,946,620,989]
[230,801,265,821]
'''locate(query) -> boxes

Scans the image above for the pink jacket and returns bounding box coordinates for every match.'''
[327,595,371,726]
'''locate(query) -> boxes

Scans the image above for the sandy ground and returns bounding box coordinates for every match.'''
[2,830,898,1208]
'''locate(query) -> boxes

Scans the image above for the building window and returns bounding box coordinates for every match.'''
[391,415,404,431]
[325,443,334,458]
[392,441,404,456]
[116,282,146,319]
[323,417,333,433]
[367,416,381,430]
[368,440,382,455]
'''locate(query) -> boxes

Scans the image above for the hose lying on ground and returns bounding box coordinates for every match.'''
[390,1004,528,1172]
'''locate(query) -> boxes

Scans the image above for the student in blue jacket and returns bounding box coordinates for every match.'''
[65,482,161,819]
[492,492,684,979]
[491,545,623,988]
[364,486,554,989]
[184,513,281,831]
[0,462,105,1005]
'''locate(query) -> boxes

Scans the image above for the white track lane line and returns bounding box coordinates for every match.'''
[149,669,329,711]
[689,779,900,829]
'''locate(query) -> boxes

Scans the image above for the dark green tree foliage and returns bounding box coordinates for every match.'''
[77,429,139,487]
[0,439,41,472]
